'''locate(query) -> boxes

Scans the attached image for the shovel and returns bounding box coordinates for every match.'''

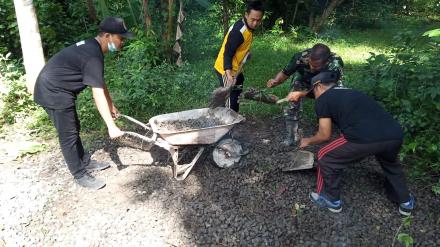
[281,130,315,171]
[282,148,315,171]
[242,87,279,104]
[209,52,250,108]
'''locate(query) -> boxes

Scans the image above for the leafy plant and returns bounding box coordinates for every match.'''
[0,53,37,127]
[392,216,414,247]
[363,29,440,190]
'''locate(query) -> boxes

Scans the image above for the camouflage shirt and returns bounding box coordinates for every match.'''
[282,48,344,85]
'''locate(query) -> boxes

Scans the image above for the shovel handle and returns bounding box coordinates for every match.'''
[118,114,151,130]
[276,98,289,104]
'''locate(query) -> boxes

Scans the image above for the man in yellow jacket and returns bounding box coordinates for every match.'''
[214,1,264,112]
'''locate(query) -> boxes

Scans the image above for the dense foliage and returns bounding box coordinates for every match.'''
[363,30,440,189]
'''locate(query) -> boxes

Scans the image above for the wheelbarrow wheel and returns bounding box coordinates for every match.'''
[212,138,245,168]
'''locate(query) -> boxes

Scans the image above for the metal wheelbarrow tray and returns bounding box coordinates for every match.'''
[121,107,245,180]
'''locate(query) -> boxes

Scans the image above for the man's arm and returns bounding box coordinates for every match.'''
[299,118,332,148]
[92,87,123,139]
[266,71,289,88]
[224,29,244,84]
[286,90,309,102]
[267,52,301,88]
[103,85,118,118]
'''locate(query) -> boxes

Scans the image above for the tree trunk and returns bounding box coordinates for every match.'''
[292,0,300,26]
[13,0,45,95]
[311,0,345,32]
[142,0,152,30]
[167,0,174,43]
[162,0,175,61]
[86,0,97,23]
[173,0,184,66]
[222,0,230,36]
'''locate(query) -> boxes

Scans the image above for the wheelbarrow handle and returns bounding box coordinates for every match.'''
[118,114,151,130]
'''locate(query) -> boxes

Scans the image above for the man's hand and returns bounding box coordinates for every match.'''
[225,70,234,86]
[299,137,311,149]
[299,118,332,148]
[286,91,305,102]
[108,125,124,139]
[266,79,279,88]
[111,105,119,119]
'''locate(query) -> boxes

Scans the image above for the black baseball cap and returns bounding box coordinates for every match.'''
[99,17,134,39]
[311,70,340,85]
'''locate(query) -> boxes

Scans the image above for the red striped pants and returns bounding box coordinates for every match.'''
[316,136,410,203]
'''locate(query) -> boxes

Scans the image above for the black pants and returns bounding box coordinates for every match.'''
[316,135,410,203]
[44,106,87,179]
[215,70,244,112]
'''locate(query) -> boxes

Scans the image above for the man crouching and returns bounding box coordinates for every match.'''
[295,71,414,216]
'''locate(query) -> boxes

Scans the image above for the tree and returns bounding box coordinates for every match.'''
[307,0,345,32]
[143,0,152,29]
[13,0,45,94]
[222,0,231,36]
[86,0,98,23]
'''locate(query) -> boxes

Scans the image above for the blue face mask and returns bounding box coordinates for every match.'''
[107,36,118,52]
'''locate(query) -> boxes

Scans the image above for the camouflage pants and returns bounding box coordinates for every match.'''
[283,79,313,122]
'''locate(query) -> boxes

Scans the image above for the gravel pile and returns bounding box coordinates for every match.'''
[0,116,439,246]
[156,116,224,132]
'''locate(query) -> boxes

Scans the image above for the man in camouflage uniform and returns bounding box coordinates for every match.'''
[266,43,344,146]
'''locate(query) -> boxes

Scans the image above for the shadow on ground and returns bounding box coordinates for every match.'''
[117,116,440,246]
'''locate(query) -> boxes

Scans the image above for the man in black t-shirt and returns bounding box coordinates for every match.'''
[34,17,134,190]
[293,71,414,216]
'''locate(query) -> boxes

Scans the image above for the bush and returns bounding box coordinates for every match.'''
[363,30,440,192]
[0,53,37,127]
[336,0,394,29]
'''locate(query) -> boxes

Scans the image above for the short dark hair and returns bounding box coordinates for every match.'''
[310,43,331,63]
[246,1,264,14]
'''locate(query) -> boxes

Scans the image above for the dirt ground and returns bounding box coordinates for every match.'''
[0,115,439,246]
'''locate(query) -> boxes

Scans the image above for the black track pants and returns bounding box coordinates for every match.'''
[316,135,410,203]
[44,107,87,179]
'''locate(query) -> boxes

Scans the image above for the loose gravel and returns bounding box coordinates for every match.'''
[156,116,224,132]
[0,116,439,246]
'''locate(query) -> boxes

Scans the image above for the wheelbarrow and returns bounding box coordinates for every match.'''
[120,107,245,180]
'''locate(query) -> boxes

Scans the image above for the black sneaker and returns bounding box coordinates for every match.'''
[84,160,111,171]
[75,173,106,190]
[399,194,415,216]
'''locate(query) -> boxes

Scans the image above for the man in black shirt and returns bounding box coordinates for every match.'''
[294,71,414,216]
[34,17,133,190]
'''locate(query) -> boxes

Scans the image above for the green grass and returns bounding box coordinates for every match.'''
[185,15,433,119]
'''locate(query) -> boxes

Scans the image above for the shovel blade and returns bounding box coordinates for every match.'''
[209,86,232,108]
[282,150,314,171]
[242,87,279,104]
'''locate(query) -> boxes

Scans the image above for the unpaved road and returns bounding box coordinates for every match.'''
[1,116,439,246]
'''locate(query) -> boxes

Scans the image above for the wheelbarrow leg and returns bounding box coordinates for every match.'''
[170,147,205,181]
[169,148,179,179]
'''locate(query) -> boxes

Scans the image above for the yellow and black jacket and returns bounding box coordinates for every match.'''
[214,19,253,75]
